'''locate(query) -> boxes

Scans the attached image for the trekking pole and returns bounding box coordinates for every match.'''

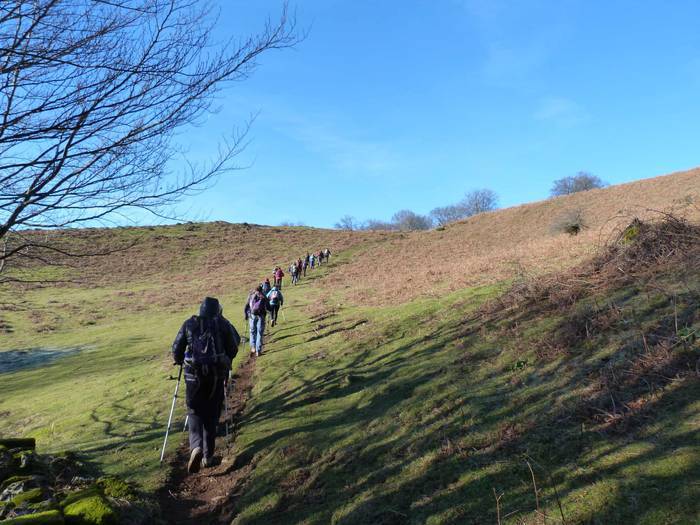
[182,415,189,432]
[282,309,287,322]
[160,364,183,463]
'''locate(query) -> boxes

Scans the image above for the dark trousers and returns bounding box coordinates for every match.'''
[185,367,224,459]
[188,411,218,459]
[270,303,280,326]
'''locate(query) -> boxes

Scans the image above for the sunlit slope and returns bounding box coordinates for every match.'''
[322,168,700,305]
[0,223,392,490]
[228,218,700,524]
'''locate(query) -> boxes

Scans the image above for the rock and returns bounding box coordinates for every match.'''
[0,449,18,484]
[1,477,41,502]
[62,486,117,525]
[1,509,64,524]
[0,439,36,451]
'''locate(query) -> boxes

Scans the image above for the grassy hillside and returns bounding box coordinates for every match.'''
[1,169,699,523]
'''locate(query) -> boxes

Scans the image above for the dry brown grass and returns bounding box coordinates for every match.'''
[321,167,700,305]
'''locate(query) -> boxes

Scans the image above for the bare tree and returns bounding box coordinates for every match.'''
[429,205,464,227]
[0,0,298,280]
[550,172,607,197]
[363,219,396,231]
[391,209,433,231]
[334,215,359,231]
[430,188,499,226]
[459,189,498,216]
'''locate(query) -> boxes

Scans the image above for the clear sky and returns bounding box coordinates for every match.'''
[174,0,700,228]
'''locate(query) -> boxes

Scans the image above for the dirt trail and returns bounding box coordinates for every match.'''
[158,356,256,525]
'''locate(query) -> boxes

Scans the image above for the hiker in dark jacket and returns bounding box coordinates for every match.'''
[324,248,331,261]
[266,286,284,327]
[261,278,271,295]
[172,297,240,474]
[244,286,268,357]
[302,257,308,276]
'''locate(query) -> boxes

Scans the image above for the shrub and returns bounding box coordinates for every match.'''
[551,208,587,236]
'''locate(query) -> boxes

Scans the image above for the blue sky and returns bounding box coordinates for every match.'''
[174,0,700,227]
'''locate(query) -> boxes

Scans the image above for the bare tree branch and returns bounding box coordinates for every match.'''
[0,0,299,279]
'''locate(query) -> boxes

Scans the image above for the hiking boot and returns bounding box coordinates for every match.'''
[187,447,203,474]
[202,456,220,468]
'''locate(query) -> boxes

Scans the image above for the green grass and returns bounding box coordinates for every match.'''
[1,224,699,523]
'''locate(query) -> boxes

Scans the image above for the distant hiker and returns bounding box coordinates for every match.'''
[274,266,284,289]
[290,263,298,285]
[324,248,331,261]
[310,253,315,269]
[261,278,271,295]
[296,258,303,279]
[266,286,284,327]
[244,286,268,357]
[302,257,308,276]
[172,297,240,474]
[318,250,324,265]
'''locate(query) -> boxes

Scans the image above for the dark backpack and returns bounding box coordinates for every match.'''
[249,293,265,316]
[186,317,223,367]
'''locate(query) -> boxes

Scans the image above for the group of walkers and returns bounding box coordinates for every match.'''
[289,248,332,285]
[169,247,332,474]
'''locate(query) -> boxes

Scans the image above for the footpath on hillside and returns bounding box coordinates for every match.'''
[157,254,331,524]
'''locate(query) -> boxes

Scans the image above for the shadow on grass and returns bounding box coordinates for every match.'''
[225,273,700,524]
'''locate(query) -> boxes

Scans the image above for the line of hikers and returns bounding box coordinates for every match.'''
[170,247,332,474]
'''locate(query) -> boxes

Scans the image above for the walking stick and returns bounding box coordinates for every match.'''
[160,364,183,463]
[183,415,188,432]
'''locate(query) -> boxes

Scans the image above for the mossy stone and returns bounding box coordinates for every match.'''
[1,509,64,524]
[0,475,33,493]
[97,476,133,499]
[10,487,44,506]
[62,487,116,525]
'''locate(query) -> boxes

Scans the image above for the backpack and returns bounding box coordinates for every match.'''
[186,317,223,367]
[249,293,265,316]
[269,290,280,304]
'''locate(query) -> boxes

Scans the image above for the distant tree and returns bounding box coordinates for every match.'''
[0,0,298,280]
[430,189,499,226]
[363,219,396,231]
[429,205,464,227]
[550,172,607,197]
[334,215,359,231]
[391,210,433,231]
[459,189,499,216]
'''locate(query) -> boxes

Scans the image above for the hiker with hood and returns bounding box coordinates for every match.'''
[266,285,284,327]
[172,297,240,474]
[274,266,285,289]
[261,278,271,295]
[244,286,268,357]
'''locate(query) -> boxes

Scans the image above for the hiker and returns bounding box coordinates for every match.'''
[296,258,303,280]
[266,285,284,327]
[302,256,308,276]
[290,263,298,285]
[310,253,315,269]
[244,286,268,357]
[172,297,240,474]
[274,266,284,289]
[318,250,324,265]
[324,248,331,261]
[261,278,271,295]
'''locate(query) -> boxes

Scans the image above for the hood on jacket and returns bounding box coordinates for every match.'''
[199,297,221,318]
